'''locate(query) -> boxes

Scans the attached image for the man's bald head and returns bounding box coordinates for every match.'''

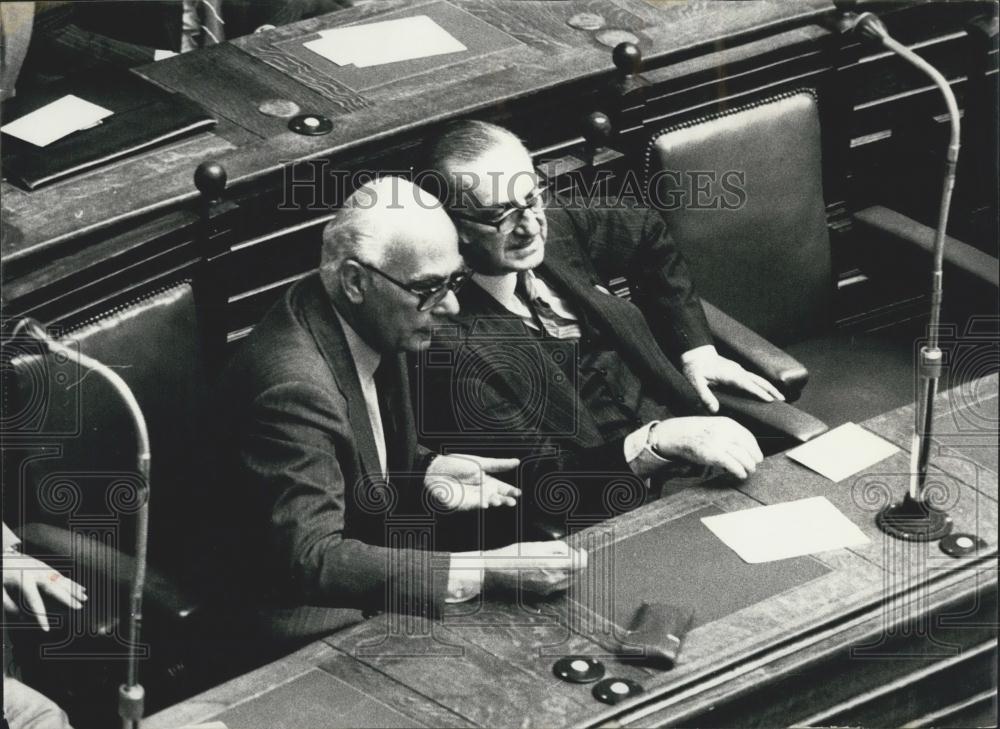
[319,176,464,353]
[320,177,455,290]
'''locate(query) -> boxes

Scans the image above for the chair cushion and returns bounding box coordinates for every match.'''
[646,89,833,345]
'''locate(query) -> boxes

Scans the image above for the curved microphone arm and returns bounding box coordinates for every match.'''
[13,318,150,729]
[849,13,962,346]
[842,11,961,536]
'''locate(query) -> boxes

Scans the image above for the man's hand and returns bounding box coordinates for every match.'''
[3,552,87,632]
[650,416,763,479]
[682,347,784,413]
[481,540,587,596]
[425,453,522,511]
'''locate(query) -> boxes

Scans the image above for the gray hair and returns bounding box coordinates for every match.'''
[418,120,527,207]
[319,194,385,294]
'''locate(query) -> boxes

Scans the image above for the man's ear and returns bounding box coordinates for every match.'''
[457,235,486,272]
[340,260,367,304]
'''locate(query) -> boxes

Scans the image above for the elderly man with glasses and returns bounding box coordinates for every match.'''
[219,177,585,641]
[414,121,784,542]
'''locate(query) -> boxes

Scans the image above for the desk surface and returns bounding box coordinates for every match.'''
[1,0,832,270]
[147,375,999,729]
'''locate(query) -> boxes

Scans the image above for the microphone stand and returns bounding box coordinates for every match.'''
[14,319,151,728]
[843,12,958,541]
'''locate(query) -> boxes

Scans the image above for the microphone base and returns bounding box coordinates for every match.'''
[876,493,953,541]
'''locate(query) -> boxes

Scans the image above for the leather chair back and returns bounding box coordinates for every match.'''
[645,90,833,345]
[6,282,207,580]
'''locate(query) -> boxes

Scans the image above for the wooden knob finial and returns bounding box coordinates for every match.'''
[612,42,642,76]
[194,161,228,201]
[583,112,613,147]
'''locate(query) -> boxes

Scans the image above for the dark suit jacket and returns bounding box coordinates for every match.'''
[415,202,713,534]
[222,274,448,616]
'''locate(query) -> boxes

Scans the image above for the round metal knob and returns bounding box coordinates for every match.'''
[194,161,227,200]
[583,112,612,147]
[612,42,642,75]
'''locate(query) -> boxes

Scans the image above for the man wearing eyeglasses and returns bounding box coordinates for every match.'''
[221,177,585,639]
[415,121,784,539]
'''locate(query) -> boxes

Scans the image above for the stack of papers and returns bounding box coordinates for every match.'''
[701,496,871,564]
[304,15,466,68]
[1,95,114,147]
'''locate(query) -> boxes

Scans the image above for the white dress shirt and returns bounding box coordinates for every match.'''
[334,310,387,477]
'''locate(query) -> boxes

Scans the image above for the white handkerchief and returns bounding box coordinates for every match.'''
[1,95,114,147]
[305,15,465,68]
[701,496,870,564]
[786,422,900,482]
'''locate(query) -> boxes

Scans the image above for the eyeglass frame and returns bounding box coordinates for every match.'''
[450,184,549,234]
[352,258,469,311]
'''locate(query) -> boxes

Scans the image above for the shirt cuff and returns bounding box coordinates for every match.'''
[625,422,671,481]
[681,344,718,366]
[445,566,483,604]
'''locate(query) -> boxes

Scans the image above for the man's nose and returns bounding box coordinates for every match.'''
[513,207,541,236]
[433,289,460,316]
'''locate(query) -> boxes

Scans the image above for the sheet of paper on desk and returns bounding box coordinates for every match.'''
[786,422,900,482]
[701,496,870,564]
[304,15,466,68]
[1,94,113,147]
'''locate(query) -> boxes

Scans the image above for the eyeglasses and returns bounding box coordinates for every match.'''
[353,259,469,311]
[451,185,549,235]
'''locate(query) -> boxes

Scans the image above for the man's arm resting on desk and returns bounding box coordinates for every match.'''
[625,416,764,481]
[245,382,581,611]
[243,381,451,613]
[446,541,587,603]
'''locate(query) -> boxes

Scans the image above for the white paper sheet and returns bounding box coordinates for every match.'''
[701,496,870,564]
[1,95,114,147]
[785,422,900,482]
[304,15,466,68]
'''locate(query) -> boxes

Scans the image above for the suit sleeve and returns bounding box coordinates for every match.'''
[241,380,450,613]
[584,205,713,356]
[415,339,646,532]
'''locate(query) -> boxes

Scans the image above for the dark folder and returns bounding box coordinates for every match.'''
[1,70,216,190]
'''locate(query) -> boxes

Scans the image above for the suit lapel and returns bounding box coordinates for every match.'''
[299,277,385,482]
[457,282,603,442]
[538,250,702,415]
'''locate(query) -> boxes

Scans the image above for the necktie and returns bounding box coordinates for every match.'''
[198,0,225,46]
[374,359,403,477]
[517,272,582,340]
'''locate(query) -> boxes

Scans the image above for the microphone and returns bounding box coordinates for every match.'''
[839,11,961,541]
[12,318,151,729]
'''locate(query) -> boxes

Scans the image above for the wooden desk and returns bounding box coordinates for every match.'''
[146,376,998,729]
[4,0,992,345]
[1,0,831,267]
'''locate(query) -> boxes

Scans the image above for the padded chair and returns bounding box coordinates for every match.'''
[3,280,364,727]
[644,89,999,426]
[3,282,226,726]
